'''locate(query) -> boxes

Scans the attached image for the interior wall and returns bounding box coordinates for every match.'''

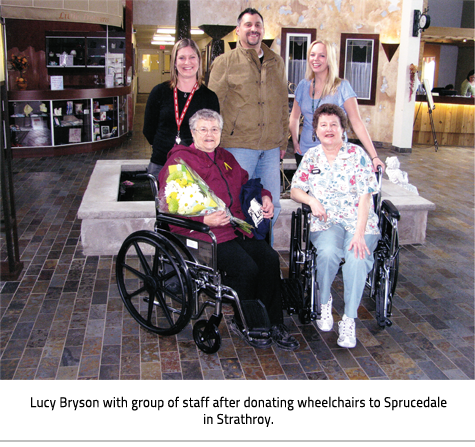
[427,0,463,27]
[438,45,458,88]
[456,47,474,93]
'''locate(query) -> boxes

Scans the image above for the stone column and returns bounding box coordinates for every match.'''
[392,0,424,153]
[175,0,191,41]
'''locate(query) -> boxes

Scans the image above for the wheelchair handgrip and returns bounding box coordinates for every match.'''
[156,212,211,234]
[381,200,400,220]
[302,203,311,214]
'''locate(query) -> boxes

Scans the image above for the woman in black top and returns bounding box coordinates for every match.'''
[143,39,220,178]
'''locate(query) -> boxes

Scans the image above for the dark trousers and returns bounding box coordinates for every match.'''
[217,236,282,326]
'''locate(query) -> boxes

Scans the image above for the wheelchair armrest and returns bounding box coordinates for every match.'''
[381,200,400,220]
[156,213,211,234]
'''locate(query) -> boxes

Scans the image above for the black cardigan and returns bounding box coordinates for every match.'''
[143,81,220,166]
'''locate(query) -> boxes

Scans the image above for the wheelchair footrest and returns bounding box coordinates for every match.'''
[240,300,271,338]
[281,278,304,315]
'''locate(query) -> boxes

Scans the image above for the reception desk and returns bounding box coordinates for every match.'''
[413,95,474,147]
[8,86,131,158]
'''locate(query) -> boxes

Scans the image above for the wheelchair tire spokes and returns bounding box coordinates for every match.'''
[116,230,193,336]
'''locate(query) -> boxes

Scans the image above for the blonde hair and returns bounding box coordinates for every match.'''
[169,39,203,88]
[305,39,341,97]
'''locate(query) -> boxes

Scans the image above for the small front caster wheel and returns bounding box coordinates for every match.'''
[193,320,221,354]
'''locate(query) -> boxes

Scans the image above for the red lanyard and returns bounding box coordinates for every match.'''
[174,82,198,144]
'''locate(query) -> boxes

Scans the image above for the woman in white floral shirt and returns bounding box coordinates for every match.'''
[290,103,380,348]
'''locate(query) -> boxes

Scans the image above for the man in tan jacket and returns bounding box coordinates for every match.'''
[208,8,289,239]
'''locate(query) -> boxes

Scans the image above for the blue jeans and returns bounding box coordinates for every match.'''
[224,147,281,235]
[310,225,380,319]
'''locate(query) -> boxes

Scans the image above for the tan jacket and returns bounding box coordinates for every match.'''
[208,41,289,152]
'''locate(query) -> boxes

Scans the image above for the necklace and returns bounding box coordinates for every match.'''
[312,78,323,141]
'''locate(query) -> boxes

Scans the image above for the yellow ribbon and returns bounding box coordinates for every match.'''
[224,162,232,171]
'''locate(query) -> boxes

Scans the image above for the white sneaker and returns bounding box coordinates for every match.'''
[317,295,333,332]
[337,314,357,348]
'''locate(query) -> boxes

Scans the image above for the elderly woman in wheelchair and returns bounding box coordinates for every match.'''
[156,109,299,351]
[290,103,380,348]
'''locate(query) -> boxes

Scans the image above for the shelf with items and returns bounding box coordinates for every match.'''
[9,100,51,147]
[86,37,107,67]
[105,53,125,86]
[46,37,86,68]
[52,99,92,146]
[92,97,118,141]
[8,87,130,157]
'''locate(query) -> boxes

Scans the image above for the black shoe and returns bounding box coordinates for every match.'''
[271,324,299,351]
[229,319,273,349]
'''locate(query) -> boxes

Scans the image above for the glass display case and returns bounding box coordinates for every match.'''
[93,97,118,141]
[46,37,86,67]
[45,36,125,69]
[52,99,92,146]
[9,100,51,147]
[86,37,107,67]
[8,87,130,154]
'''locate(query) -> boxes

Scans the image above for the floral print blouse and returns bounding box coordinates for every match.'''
[291,142,380,235]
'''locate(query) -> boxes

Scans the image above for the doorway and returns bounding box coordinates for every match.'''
[137,49,171,94]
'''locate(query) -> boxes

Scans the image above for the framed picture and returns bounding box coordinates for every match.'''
[101,126,110,139]
[69,128,81,143]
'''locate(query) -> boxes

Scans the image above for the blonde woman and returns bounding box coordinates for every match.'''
[143,39,220,178]
[289,39,384,171]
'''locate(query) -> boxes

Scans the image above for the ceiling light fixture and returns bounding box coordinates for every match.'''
[153,35,174,41]
[156,28,175,34]
[152,41,174,45]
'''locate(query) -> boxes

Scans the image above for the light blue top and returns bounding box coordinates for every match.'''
[294,79,357,156]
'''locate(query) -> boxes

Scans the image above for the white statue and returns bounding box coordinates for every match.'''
[385,156,419,194]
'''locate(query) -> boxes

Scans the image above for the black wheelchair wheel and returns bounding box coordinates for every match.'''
[389,234,400,298]
[372,258,393,328]
[299,251,319,324]
[289,208,302,279]
[116,230,193,336]
[375,285,392,328]
[193,320,221,354]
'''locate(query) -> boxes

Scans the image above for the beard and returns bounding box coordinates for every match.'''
[244,32,261,47]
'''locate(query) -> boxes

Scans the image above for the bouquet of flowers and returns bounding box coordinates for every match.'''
[9,54,28,77]
[159,158,253,233]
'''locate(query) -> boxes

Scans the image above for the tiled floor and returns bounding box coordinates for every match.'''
[1,95,473,380]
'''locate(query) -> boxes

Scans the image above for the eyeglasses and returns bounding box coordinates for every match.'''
[194,127,221,135]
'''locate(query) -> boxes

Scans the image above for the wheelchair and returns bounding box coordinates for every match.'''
[115,174,271,354]
[282,167,401,328]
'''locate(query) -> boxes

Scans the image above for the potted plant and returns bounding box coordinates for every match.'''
[8,54,29,90]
